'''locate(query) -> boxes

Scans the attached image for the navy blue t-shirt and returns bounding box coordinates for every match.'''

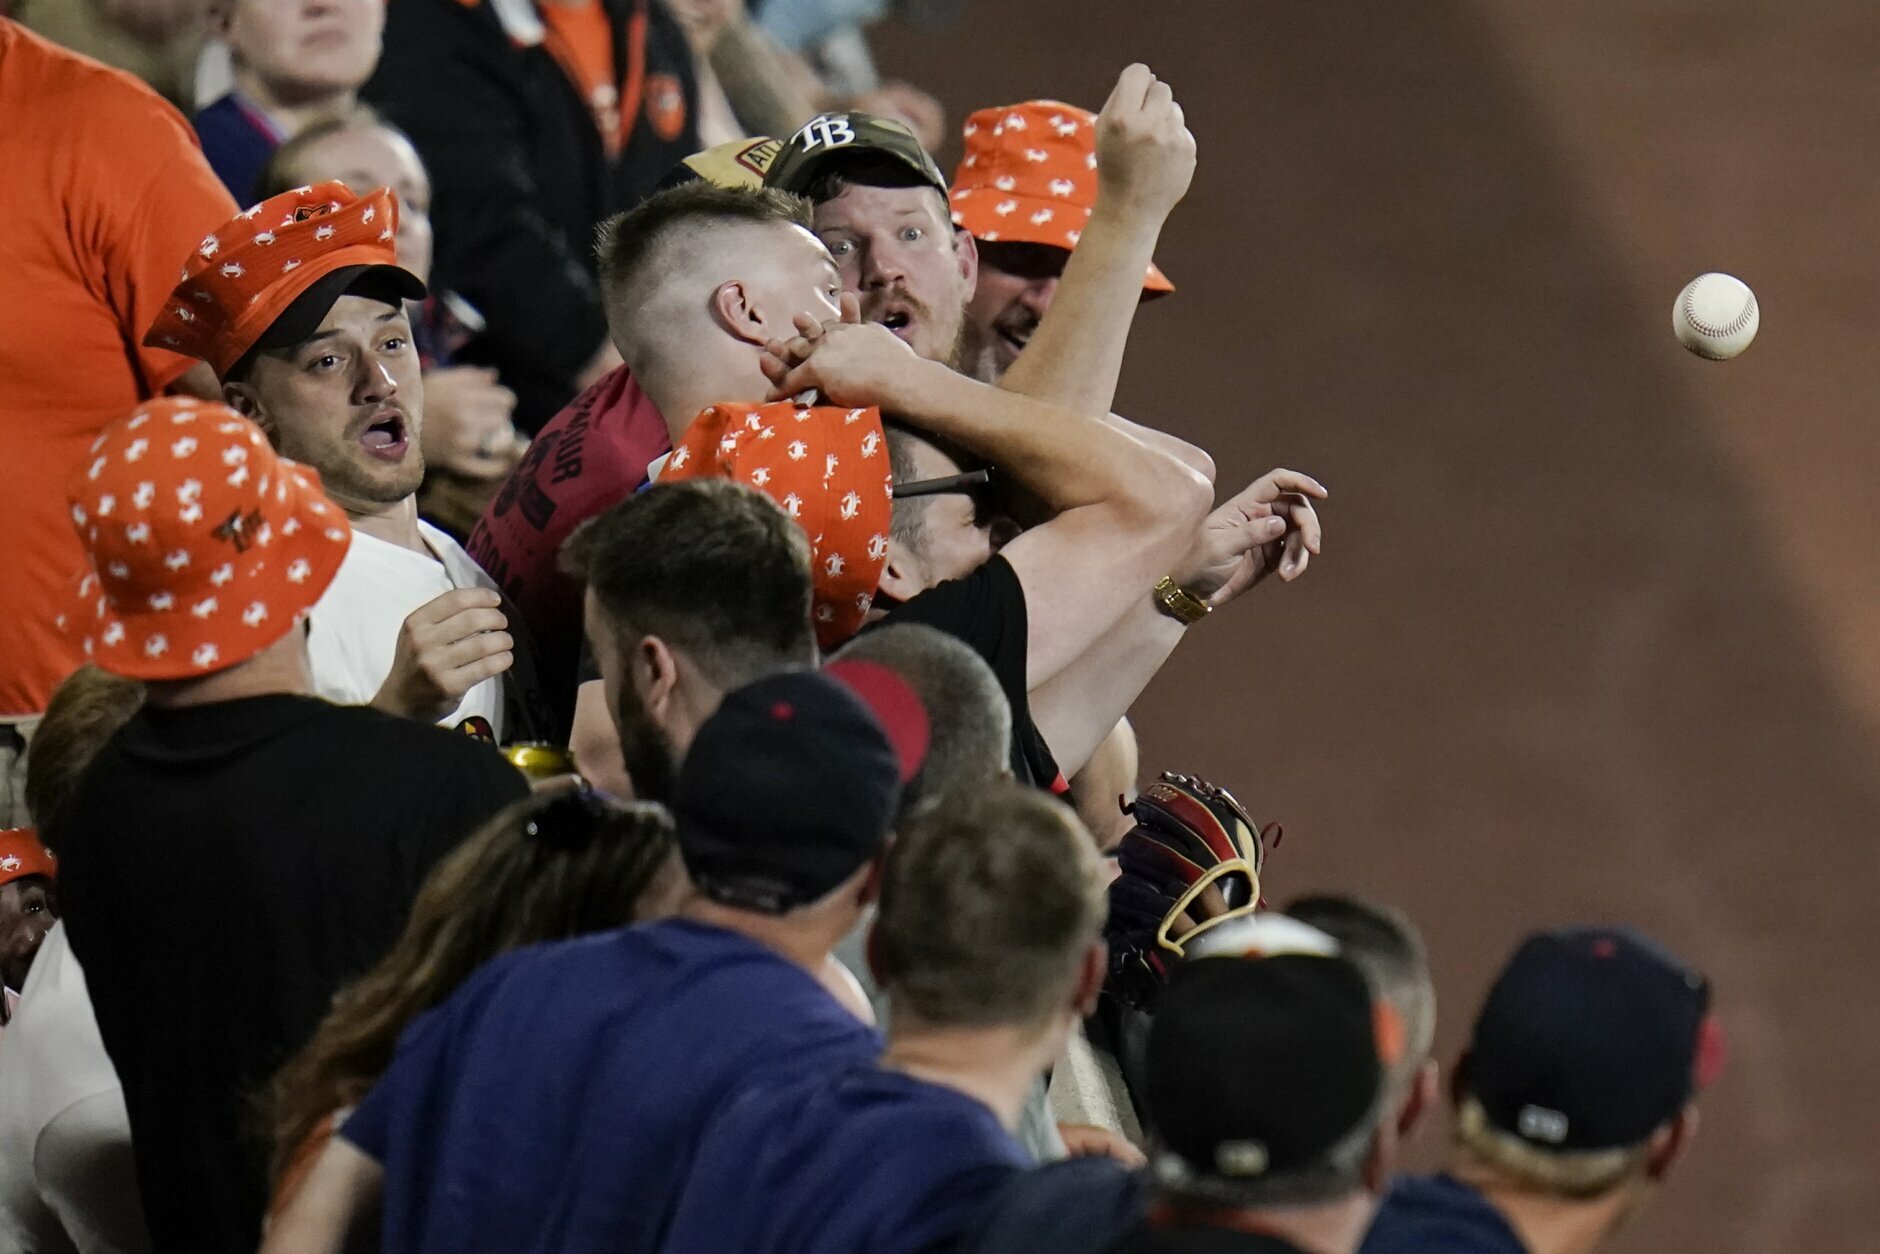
[1362,1174,1528,1254]
[664,1065,1029,1254]
[343,919,880,1254]
[192,92,280,204]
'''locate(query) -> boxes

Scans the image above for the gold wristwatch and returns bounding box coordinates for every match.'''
[1153,575,1211,625]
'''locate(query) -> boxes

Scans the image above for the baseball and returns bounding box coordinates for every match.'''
[1673,272,1760,360]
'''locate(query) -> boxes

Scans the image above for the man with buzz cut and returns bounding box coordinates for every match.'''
[147,181,544,741]
[662,781,1109,1254]
[548,176,1210,803]
[1362,926,1721,1254]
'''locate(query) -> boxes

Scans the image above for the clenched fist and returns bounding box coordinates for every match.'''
[1094,63,1198,224]
[372,586,514,722]
[761,298,924,408]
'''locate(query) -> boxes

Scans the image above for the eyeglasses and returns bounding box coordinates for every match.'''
[891,468,992,500]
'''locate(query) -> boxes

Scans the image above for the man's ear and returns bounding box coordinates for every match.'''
[223,378,288,451]
[635,635,680,716]
[1073,939,1107,1016]
[1399,1058,1440,1139]
[877,537,926,605]
[953,228,980,300]
[223,379,264,425]
[711,278,770,346]
[1644,1105,1698,1182]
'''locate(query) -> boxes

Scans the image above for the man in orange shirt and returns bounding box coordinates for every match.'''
[0,19,237,828]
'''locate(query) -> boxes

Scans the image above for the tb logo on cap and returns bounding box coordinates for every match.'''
[793,116,856,153]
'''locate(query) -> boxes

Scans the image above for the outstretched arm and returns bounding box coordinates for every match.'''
[765,323,1214,689]
[1000,64,1190,420]
[1032,471,1325,776]
[991,65,1212,483]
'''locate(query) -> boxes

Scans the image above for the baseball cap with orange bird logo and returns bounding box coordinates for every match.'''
[144,181,426,381]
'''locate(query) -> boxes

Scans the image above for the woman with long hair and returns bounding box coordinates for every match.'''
[265,784,686,1212]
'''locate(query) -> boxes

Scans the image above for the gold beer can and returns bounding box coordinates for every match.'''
[502,742,576,781]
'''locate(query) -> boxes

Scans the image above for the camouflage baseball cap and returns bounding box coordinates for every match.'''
[765,113,948,200]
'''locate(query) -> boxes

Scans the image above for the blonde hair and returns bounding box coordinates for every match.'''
[24,664,146,849]
[1455,1096,1650,1198]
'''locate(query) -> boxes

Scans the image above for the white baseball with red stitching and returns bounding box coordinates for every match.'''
[1673,273,1759,360]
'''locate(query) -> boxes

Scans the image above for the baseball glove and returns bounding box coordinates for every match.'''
[1104,771,1278,1013]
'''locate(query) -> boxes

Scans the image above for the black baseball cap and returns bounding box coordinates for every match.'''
[765,112,949,200]
[230,263,425,378]
[1146,953,1385,1186]
[1464,926,1721,1152]
[672,666,928,914]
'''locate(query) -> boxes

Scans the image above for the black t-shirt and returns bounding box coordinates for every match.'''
[56,694,529,1254]
[366,0,699,428]
[875,553,1066,794]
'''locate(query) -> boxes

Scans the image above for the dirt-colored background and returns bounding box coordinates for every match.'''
[876,3,1880,1249]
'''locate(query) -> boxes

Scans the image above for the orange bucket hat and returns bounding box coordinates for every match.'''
[144,181,425,379]
[0,829,55,887]
[950,101,1173,295]
[59,398,352,680]
[661,401,893,650]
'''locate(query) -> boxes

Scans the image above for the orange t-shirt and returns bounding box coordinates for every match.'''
[540,0,622,155]
[0,20,236,716]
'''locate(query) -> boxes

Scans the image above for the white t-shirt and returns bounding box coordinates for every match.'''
[0,923,149,1254]
[308,519,506,739]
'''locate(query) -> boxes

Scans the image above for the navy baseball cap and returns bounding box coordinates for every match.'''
[1147,953,1388,1186]
[673,666,928,914]
[765,112,949,200]
[1464,926,1722,1152]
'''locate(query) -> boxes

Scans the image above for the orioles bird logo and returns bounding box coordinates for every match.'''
[214,508,265,553]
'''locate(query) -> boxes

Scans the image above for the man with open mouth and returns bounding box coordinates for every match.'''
[948,96,1176,385]
[764,75,1322,821]
[146,181,532,740]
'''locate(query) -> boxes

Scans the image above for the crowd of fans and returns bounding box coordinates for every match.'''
[0,3,1723,1252]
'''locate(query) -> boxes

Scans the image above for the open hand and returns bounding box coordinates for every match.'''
[1172,469,1326,608]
